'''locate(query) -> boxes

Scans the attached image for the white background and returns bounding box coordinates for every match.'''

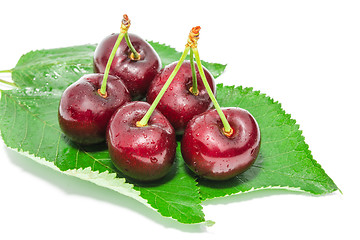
[0,0,359,239]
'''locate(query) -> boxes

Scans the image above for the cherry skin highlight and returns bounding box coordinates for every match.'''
[94,33,161,100]
[146,61,216,134]
[181,108,261,181]
[107,101,177,181]
[58,74,131,145]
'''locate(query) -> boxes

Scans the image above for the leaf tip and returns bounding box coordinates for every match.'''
[205,220,216,227]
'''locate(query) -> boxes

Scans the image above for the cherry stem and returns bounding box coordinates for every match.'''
[189,48,198,95]
[0,79,17,87]
[192,47,232,134]
[137,46,190,127]
[0,69,12,73]
[99,32,125,96]
[99,14,131,97]
[125,33,141,60]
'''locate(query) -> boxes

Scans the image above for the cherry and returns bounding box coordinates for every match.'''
[181,108,261,180]
[58,15,132,145]
[146,60,215,134]
[94,32,161,100]
[58,73,130,145]
[178,26,261,180]
[107,101,176,181]
[146,26,215,134]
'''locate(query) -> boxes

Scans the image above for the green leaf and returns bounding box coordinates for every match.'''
[0,87,205,224]
[0,43,338,224]
[12,45,96,90]
[198,84,339,200]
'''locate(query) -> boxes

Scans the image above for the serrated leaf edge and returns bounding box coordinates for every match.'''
[212,84,339,195]
[201,185,307,203]
[6,146,212,225]
[0,91,209,225]
[229,84,339,192]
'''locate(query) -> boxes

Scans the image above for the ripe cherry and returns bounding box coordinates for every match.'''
[58,74,130,145]
[179,26,261,180]
[181,108,261,180]
[105,28,202,181]
[107,101,176,181]
[147,60,215,134]
[94,32,161,100]
[58,15,132,145]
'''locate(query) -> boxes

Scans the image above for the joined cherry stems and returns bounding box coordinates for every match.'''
[98,14,141,97]
[136,27,203,127]
[189,27,233,136]
[137,26,232,136]
[136,46,190,127]
[189,48,199,95]
[187,26,201,96]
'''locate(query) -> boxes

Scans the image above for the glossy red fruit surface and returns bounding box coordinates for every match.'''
[58,74,131,145]
[94,33,161,100]
[146,61,215,134]
[107,101,177,181]
[181,107,261,181]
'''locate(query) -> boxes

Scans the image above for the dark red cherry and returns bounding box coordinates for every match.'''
[107,101,176,181]
[94,33,161,100]
[58,74,131,145]
[181,107,261,181]
[146,60,216,134]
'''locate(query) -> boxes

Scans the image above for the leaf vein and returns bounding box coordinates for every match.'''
[36,123,46,155]
[20,112,29,148]
[54,132,62,165]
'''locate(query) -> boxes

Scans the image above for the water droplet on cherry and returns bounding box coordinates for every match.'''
[251,148,255,155]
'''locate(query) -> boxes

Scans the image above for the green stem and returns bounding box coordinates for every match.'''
[189,48,198,95]
[125,33,141,60]
[99,32,126,96]
[137,46,190,127]
[192,47,232,134]
[0,79,17,87]
[0,69,12,73]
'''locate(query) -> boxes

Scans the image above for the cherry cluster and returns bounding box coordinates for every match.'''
[58,15,261,182]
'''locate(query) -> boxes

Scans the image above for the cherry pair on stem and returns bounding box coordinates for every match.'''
[59,15,160,145]
[93,17,161,100]
[169,27,261,181]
